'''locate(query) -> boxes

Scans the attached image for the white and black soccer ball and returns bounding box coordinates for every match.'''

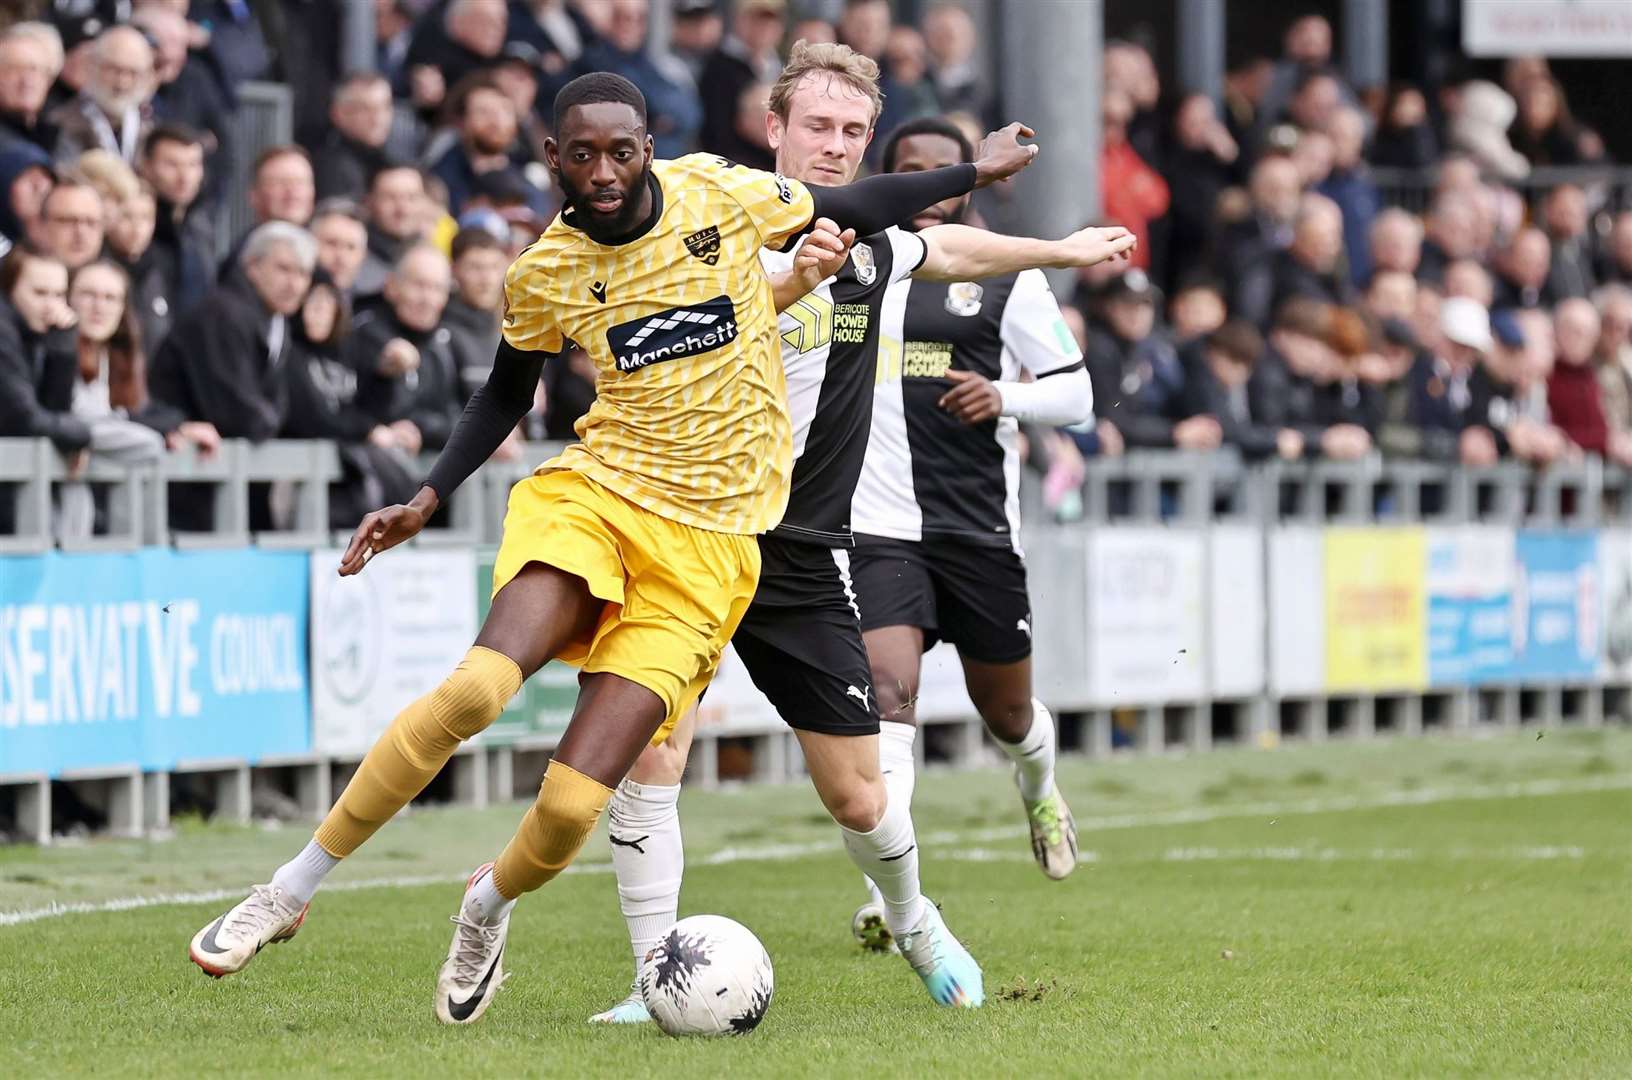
[636,915,774,1037]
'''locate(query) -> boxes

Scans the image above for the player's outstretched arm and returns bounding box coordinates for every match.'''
[914,224,1137,282]
[799,122,1040,241]
[769,218,854,312]
[338,340,548,576]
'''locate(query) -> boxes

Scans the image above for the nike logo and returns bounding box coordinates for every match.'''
[589,280,608,304]
[446,946,503,1022]
[197,915,228,955]
[880,844,916,863]
[609,833,649,854]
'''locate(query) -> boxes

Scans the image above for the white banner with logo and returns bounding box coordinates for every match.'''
[1087,528,1205,705]
[1463,0,1632,56]
[309,548,479,756]
[1268,527,1325,696]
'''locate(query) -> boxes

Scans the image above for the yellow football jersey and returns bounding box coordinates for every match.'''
[502,154,816,535]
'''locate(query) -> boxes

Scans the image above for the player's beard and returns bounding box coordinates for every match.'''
[555,161,655,244]
[905,194,970,233]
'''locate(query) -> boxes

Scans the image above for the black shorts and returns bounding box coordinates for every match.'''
[731,534,880,736]
[850,534,1032,664]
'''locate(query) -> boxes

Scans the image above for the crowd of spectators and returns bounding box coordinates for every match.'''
[2,1,1631,537]
[1047,12,1632,521]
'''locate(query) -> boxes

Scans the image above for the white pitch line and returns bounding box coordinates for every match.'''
[925,772,1632,846]
[943,845,1589,865]
[1,773,1625,929]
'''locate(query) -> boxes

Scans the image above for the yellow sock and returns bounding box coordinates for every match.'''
[491,759,611,899]
[314,646,522,857]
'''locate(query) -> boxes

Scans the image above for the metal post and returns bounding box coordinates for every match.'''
[1000,0,1101,295]
[341,0,377,75]
[1343,0,1389,91]
[1176,0,1226,105]
[649,0,674,56]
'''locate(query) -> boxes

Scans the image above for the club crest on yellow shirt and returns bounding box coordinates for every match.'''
[685,226,723,266]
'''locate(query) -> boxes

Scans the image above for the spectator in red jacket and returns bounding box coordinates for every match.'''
[1549,297,1632,464]
[1101,85,1168,273]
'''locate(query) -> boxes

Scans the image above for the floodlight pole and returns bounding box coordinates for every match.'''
[999,0,1102,297]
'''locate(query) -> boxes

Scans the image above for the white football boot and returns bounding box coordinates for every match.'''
[188,884,309,977]
[1024,785,1079,880]
[897,900,984,1008]
[434,863,511,1025]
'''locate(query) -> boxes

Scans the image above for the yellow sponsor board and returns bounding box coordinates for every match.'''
[1324,527,1428,691]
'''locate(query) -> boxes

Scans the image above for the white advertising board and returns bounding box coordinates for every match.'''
[695,645,780,736]
[1463,0,1632,56]
[1088,528,1205,705]
[1209,525,1266,699]
[309,548,478,755]
[1598,526,1632,679]
[1267,527,1325,696]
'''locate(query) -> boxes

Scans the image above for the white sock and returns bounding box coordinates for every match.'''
[270,839,340,904]
[840,791,926,938]
[861,721,918,907]
[996,698,1057,802]
[465,864,514,926]
[608,778,683,978]
[878,720,918,812]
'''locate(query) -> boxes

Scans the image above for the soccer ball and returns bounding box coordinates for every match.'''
[636,915,774,1037]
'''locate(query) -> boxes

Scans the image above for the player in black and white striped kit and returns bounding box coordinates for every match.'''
[590,45,1136,1022]
[847,118,1099,945]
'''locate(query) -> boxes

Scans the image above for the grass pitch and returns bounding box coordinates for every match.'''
[2,728,1629,1078]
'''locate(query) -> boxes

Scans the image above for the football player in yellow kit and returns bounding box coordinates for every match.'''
[188,71,1038,1025]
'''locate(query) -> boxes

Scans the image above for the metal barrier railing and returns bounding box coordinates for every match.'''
[10,437,1632,549]
[0,437,341,552]
[1015,446,1632,529]
[5,437,1630,844]
[1370,164,1632,217]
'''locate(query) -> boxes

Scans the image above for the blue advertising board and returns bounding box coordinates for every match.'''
[1511,531,1599,680]
[1427,527,1517,686]
[0,550,310,776]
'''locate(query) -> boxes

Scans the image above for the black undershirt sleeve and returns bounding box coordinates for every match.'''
[797,163,978,247]
[422,340,549,501]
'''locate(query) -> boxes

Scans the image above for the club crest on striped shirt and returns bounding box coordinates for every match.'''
[945,281,983,316]
[850,242,876,285]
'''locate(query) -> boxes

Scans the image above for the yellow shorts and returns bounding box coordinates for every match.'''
[490,469,760,744]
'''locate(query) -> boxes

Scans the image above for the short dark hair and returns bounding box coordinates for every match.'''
[367,160,422,193]
[142,122,202,159]
[880,116,973,173]
[0,243,62,298]
[552,72,646,136]
[311,197,366,226]
[253,144,311,183]
[452,227,506,262]
[446,71,510,127]
[1273,296,1332,338]
[335,70,388,98]
[1206,320,1264,365]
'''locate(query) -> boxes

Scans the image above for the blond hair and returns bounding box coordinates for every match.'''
[768,40,884,126]
[76,150,141,206]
